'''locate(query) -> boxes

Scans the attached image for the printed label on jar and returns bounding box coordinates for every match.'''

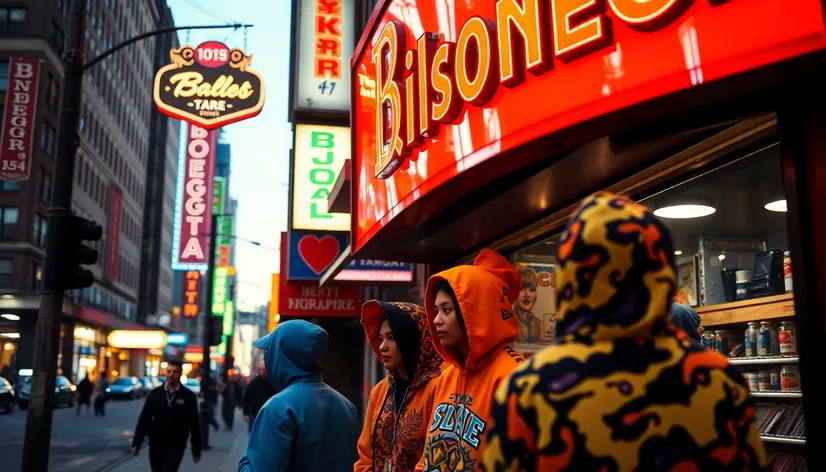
[743,373,759,392]
[781,373,800,390]
[779,330,797,355]
[757,372,771,391]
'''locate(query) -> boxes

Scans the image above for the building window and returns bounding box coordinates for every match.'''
[0,61,8,91]
[33,214,47,247]
[40,123,57,157]
[0,259,11,286]
[45,74,60,112]
[31,262,42,292]
[0,8,27,36]
[0,181,18,191]
[0,207,18,240]
[48,20,65,57]
[38,167,52,201]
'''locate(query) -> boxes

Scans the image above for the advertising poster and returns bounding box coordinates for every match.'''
[0,57,40,182]
[513,261,557,354]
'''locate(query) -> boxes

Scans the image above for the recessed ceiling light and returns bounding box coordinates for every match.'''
[0,333,20,338]
[764,199,787,212]
[718,254,726,261]
[654,204,716,219]
[0,314,19,321]
[674,250,683,256]
[0,295,13,299]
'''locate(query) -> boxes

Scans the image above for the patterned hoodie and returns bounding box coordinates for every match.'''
[356,301,443,472]
[482,192,768,471]
[417,249,525,472]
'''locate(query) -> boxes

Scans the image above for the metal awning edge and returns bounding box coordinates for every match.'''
[319,246,353,287]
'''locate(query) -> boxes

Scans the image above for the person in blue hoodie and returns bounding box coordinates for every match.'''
[238,320,359,472]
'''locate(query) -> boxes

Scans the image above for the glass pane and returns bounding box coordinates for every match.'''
[3,207,18,224]
[10,9,26,22]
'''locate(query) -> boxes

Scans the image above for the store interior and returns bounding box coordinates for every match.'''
[513,139,805,469]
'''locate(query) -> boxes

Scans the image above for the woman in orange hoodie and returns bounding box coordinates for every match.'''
[356,301,443,472]
[417,249,524,472]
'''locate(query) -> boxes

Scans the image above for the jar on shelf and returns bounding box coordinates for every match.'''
[715,331,729,357]
[781,365,800,391]
[758,322,776,356]
[770,368,781,391]
[735,270,752,300]
[757,371,771,391]
[743,372,759,392]
[779,321,797,356]
[744,322,759,357]
[784,251,793,293]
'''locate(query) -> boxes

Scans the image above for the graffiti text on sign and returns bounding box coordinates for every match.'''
[372,0,732,178]
[314,0,342,96]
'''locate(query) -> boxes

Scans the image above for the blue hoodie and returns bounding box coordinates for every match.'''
[238,320,359,472]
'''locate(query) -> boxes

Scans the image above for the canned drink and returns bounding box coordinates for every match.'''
[757,371,771,391]
[702,333,714,350]
[743,372,759,392]
[770,369,781,390]
[784,251,793,293]
[779,321,797,356]
[716,331,729,357]
[781,365,800,390]
[758,322,773,356]
[744,322,759,357]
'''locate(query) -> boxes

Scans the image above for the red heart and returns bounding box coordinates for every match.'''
[298,235,340,275]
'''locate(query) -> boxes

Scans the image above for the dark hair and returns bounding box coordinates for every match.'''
[434,279,467,334]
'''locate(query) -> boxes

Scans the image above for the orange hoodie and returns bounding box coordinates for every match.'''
[355,301,443,472]
[417,250,524,472]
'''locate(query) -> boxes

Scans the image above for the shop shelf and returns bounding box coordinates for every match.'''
[760,435,806,445]
[729,356,799,365]
[698,293,795,327]
[750,391,803,398]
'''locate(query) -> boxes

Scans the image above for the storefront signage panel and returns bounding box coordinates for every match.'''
[294,0,355,113]
[217,216,233,266]
[108,330,168,349]
[154,41,265,129]
[334,259,413,282]
[0,57,40,182]
[212,266,230,316]
[167,333,189,345]
[278,232,359,317]
[172,123,217,271]
[269,273,280,333]
[292,124,351,231]
[287,230,349,281]
[213,176,226,214]
[182,270,201,318]
[351,0,826,254]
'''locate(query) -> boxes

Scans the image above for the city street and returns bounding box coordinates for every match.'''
[0,398,247,472]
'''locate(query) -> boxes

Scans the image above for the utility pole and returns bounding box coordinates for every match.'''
[199,213,218,450]
[21,1,86,470]
[18,0,250,466]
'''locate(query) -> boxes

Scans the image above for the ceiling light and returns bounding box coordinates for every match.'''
[718,254,726,261]
[654,204,716,219]
[674,250,683,256]
[0,295,13,299]
[764,199,787,212]
[1,314,19,321]
[1,333,20,339]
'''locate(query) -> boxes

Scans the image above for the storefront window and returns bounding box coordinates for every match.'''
[514,141,804,465]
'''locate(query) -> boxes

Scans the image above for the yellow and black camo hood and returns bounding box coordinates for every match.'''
[555,192,677,342]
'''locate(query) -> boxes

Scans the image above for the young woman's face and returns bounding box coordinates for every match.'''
[378,320,405,376]
[433,289,467,349]
[518,282,537,311]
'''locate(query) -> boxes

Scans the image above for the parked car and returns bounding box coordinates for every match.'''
[105,377,141,400]
[17,374,75,410]
[184,378,201,397]
[139,377,156,393]
[0,376,14,413]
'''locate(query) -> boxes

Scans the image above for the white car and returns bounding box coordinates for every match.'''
[184,378,201,396]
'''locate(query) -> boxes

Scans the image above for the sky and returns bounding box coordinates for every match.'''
[167,0,292,312]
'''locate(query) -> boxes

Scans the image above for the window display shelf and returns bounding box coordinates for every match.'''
[761,435,806,445]
[729,356,799,365]
[698,293,794,327]
[751,391,803,399]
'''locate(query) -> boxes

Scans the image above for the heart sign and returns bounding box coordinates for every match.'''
[298,235,341,275]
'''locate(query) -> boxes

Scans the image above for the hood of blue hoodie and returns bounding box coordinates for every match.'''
[253,319,328,392]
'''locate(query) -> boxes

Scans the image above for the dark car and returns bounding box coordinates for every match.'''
[0,376,14,413]
[18,374,75,410]
[106,376,141,400]
[138,377,156,394]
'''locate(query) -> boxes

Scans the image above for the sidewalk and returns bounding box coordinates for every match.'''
[108,410,249,472]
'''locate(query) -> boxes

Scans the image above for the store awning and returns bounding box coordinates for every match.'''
[318,246,354,287]
[327,159,351,214]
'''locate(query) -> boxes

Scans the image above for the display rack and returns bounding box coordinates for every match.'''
[698,293,794,327]
[728,356,799,365]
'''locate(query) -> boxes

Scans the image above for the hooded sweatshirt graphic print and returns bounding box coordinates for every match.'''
[417,249,524,472]
[481,193,768,472]
[356,301,444,472]
[238,320,359,472]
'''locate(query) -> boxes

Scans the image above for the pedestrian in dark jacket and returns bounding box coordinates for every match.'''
[75,375,93,416]
[242,359,275,433]
[220,372,242,430]
[131,359,201,472]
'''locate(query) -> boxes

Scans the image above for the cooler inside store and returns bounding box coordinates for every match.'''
[512,121,807,469]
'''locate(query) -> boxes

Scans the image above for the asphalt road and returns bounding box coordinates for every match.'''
[0,397,146,472]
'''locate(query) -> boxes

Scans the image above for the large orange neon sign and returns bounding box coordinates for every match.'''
[373,0,732,178]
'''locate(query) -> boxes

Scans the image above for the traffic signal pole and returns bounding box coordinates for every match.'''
[199,213,219,450]
[20,1,86,470]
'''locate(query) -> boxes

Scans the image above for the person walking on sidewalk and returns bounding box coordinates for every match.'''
[242,359,275,433]
[238,320,360,472]
[75,374,93,416]
[131,359,202,472]
[94,371,109,416]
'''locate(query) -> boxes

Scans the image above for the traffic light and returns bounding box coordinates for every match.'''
[57,214,103,290]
